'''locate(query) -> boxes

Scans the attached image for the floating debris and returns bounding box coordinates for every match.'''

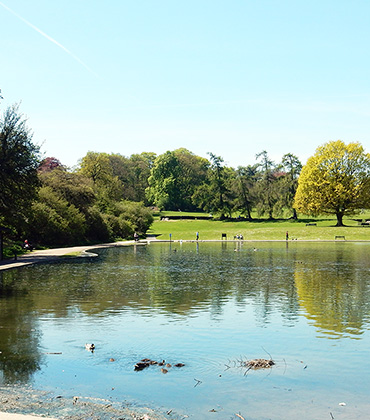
[134,358,185,372]
[225,356,276,375]
[243,358,275,369]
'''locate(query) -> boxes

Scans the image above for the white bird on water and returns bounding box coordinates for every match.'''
[85,343,95,351]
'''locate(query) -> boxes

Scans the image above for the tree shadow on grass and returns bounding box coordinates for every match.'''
[219,217,327,224]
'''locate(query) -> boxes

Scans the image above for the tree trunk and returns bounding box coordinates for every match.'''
[292,208,298,220]
[336,212,344,226]
[246,205,252,219]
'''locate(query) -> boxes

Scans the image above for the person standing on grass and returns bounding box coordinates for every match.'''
[196,232,199,241]
[286,231,289,241]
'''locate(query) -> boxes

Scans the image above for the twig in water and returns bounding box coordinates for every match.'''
[330,412,334,419]
[235,413,245,420]
[194,378,202,388]
[243,366,252,376]
[261,346,273,361]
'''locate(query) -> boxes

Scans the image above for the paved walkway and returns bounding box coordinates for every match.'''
[0,413,58,420]
[0,241,142,271]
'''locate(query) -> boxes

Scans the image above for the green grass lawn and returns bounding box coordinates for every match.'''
[147,211,370,241]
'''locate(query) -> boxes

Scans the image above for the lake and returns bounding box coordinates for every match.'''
[1,241,370,419]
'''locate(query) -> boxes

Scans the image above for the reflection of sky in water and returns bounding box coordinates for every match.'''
[1,242,370,420]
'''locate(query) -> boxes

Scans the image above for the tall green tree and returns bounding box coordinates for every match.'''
[128,152,156,203]
[234,165,258,219]
[146,149,208,210]
[279,153,302,219]
[146,151,181,210]
[174,148,209,210]
[254,151,278,219]
[192,153,234,219]
[79,151,124,210]
[294,140,370,226]
[108,152,156,203]
[0,104,40,231]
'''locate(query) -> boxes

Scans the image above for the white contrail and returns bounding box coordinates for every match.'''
[0,1,97,76]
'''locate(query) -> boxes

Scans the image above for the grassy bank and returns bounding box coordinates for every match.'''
[147,211,370,241]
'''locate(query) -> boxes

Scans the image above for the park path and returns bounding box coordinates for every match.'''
[0,241,140,272]
[0,413,58,420]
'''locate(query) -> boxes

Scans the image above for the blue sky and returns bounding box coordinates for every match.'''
[1,0,369,169]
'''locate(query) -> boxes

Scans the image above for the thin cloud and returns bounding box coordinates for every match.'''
[0,1,97,77]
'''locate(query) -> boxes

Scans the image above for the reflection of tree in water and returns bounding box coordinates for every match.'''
[1,244,301,330]
[0,269,41,384]
[294,246,370,338]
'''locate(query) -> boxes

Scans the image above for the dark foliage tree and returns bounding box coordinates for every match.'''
[0,104,40,232]
[279,153,302,219]
[254,151,278,219]
[233,165,258,219]
[192,153,234,219]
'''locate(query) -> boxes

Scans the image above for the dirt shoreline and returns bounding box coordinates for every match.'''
[0,385,176,420]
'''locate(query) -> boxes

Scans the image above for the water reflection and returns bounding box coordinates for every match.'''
[294,245,370,338]
[0,242,369,387]
[0,269,41,383]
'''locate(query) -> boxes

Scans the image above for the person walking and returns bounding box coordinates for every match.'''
[196,232,199,241]
[286,231,289,241]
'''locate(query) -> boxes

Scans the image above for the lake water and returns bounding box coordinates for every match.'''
[1,241,370,420]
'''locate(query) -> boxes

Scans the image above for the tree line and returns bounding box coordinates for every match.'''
[2,101,370,251]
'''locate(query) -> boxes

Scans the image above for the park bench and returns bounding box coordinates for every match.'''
[221,233,227,240]
[335,236,346,240]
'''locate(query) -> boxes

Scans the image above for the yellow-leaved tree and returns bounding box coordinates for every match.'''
[294,140,370,226]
